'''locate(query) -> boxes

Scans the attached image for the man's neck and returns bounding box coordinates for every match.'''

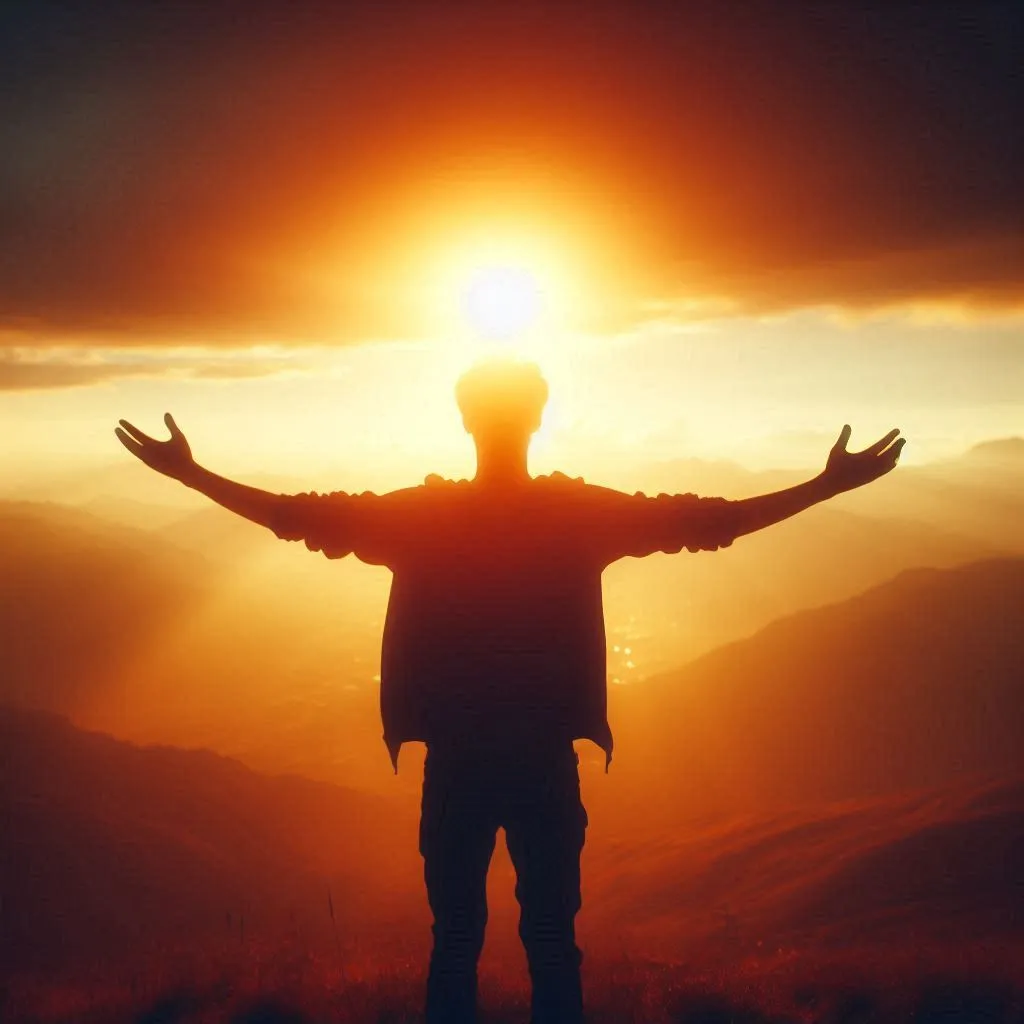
[472,444,531,488]
[473,462,531,487]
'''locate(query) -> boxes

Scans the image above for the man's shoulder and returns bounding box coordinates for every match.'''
[353,476,471,500]
[534,470,588,489]
[536,473,637,505]
[403,474,471,510]
[422,473,472,489]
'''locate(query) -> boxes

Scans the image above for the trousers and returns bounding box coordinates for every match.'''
[419,739,588,1024]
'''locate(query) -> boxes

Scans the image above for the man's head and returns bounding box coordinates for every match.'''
[455,358,549,446]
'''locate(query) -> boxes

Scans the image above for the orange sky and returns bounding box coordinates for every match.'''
[0,3,1021,486]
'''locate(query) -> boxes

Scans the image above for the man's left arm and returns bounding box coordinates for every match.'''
[725,425,905,540]
[588,425,904,562]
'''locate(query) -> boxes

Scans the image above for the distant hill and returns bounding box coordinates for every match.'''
[0,706,417,972]
[840,441,1024,548]
[0,499,393,791]
[603,501,998,673]
[0,502,212,715]
[963,436,1024,463]
[600,559,1024,821]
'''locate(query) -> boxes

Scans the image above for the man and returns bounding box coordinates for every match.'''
[115,358,904,1023]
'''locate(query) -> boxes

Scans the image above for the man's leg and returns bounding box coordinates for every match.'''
[420,750,498,1024]
[504,749,588,1024]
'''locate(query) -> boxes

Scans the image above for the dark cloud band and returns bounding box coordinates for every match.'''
[1,2,1021,345]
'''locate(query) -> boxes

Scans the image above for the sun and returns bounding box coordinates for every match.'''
[416,224,584,361]
[461,265,542,340]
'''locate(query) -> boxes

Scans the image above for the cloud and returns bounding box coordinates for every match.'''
[677,234,1024,320]
[0,345,331,391]
[0,2,1021,345]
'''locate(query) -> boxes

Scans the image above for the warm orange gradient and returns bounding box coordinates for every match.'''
[2,8,1022,1018]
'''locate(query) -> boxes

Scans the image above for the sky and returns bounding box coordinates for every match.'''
[1,2,1021,494]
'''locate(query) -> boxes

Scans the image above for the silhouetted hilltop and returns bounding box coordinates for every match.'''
[0,705,416,972]
[964,436,1024,462]
[854,446,1024,546]
[604,559,1024,820]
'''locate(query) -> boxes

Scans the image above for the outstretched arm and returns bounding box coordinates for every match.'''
[728,425,905,539]
[115,413,286,530]
[584,425,905,562]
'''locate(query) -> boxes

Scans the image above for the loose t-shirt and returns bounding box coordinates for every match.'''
[270,472,742,770]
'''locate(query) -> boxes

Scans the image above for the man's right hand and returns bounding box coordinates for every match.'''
[115,413,196,482]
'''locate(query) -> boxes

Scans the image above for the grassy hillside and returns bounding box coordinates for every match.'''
[0,706,416,973]
[1,707,1021,1021]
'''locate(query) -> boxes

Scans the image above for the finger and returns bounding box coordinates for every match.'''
[164,412,183,439]
[118,419,156,445]
[860,428,900,457]
[115,427,144,457]
[831,424,852,453]
[878,437,906,468]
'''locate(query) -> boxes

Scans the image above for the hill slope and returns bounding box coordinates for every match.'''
[584,776,1024,956]
[2,707,1021,979]
[602,559,1024,821]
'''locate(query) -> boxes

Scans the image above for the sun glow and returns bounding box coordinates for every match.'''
[420,226,584,362]
[461,265,542,340]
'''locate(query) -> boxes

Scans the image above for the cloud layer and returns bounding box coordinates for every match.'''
[0,344,329,390]
[1,2,1021,345]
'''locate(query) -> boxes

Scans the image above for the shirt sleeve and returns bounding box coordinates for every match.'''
[580,483,741,564]
[269,486,424,566]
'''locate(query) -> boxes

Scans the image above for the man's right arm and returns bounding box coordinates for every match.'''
[182,464,294,531]
[115,413,291,531]
[114,413,416,563]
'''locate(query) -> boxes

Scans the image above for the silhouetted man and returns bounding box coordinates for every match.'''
[115,359,904,1023]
